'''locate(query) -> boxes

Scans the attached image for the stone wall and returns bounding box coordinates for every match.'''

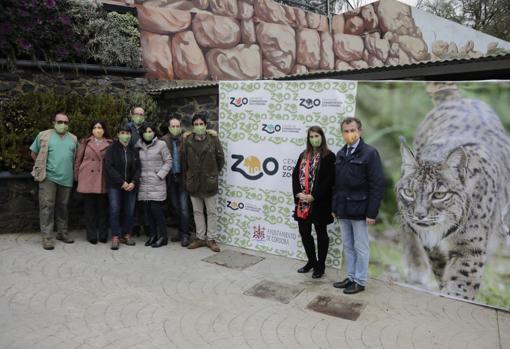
[155,93,219,131]
[0,67,176,101]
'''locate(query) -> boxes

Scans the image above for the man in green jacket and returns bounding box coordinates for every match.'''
[184,112,225,252]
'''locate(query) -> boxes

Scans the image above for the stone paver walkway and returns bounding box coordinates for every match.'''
[0,232,508,349]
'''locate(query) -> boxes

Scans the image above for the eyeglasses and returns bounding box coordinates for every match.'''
[55,120,69,125]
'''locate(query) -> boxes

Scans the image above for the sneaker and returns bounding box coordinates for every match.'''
[207,239,220,252]
[187,238,207,249]
[120,234,136,246]
[42,237,54,250]
[56,233,74,244]
[111,236,119,250]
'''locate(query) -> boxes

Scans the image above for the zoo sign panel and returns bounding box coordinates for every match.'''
[218,80,357,268]
[218,79,510,310]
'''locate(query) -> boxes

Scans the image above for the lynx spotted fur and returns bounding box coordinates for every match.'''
[396,83,510,300]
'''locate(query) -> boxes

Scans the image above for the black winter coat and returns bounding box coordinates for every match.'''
[332,138,385,220]
[292,150,335,225]
[104,140,141,189]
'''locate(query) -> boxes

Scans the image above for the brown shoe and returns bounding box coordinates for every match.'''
[42,237,54,250]
[111,236,119,250]
[56,233,74,244]
[187,239,207,249]
[120,234,136,246]
[207,239,220,252]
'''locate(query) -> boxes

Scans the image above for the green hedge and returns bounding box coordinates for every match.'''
[0,91,158,173]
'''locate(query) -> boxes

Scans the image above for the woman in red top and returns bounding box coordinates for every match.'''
[74,121,112,244]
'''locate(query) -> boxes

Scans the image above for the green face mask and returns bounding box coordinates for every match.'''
[193,125,206,135]
[309,137,322,148]
[118,134,131,144]
[143,131,154,142]
[132,115,144,126]
[169,127,182,137]
[54,123,68,134]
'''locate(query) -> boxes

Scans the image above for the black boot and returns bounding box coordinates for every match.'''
[181,234,190,247]
[145,235,157,246]
[152,237,168,248]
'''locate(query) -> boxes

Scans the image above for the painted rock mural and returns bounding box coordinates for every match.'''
[112,0,510,80]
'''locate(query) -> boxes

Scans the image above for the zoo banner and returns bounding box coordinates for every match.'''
[218,79,510,310]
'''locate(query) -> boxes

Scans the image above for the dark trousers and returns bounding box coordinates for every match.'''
[298,221,330,272]
[167,173,190,238]
[144,200,167,239]
[107,186,137,238]
[83,193,108,241]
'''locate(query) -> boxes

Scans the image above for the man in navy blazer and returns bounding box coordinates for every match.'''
[332,117,385,294]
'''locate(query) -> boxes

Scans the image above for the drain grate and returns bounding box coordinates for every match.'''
[306,295,365,321]
[202,250,264,270]
[243,280,304,304]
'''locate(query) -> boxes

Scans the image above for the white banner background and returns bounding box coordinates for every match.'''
[217,80,358,267]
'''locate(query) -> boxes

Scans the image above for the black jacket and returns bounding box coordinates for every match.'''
[292,150,335,225]
[332,138,385,220]
[105,140,141,188]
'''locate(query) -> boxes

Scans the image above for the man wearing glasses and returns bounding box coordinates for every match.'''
[129,107,145,147]
[30,112,78,250]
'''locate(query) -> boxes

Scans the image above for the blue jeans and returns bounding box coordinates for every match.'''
[107,186,137,238]
[339,219,369,286]
[167,173,190,237]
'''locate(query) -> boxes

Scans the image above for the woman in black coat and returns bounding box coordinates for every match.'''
[292,125,335,278]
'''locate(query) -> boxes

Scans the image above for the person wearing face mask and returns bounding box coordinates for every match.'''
[74,121,113,244]
[105,123,141,250]
[136,123,172,248]
[128,107,145,147]
[332,117,385,294]
[127,106,149,237]
[30,112,78,250]
[292,126,335,279]
[161,116,191,247]
[183,112,225,252]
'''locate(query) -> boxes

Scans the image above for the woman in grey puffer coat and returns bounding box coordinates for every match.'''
[136,123,172,248]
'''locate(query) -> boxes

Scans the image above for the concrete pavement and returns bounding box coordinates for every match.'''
[0,232,507,349]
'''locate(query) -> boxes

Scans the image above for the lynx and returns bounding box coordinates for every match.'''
[396,83,510,300]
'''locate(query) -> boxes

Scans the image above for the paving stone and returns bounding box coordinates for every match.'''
[202,249,264,270]
[243,280,304,304]
[306,294,365,321]
[0,232,505,349]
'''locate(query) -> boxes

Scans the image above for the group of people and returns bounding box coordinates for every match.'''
[30,108,224,253]
[30,110,384,295]
[292,118,384,294]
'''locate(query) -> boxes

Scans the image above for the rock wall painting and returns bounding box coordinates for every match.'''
[131,0,510,80]
[136,0,328,80]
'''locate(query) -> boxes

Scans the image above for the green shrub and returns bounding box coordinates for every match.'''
[0,0,141,68]
[0,91,158,173]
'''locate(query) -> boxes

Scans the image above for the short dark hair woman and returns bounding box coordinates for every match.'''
[136,122,172,248]
[74,121,112,244]
[104,123,141,250]
[292,125,335,278]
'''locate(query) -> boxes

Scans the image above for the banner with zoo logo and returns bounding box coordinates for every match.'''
[219,79,510,310]
[218,80,358,269]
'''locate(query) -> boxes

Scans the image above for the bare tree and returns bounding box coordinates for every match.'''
[417,0,510,40]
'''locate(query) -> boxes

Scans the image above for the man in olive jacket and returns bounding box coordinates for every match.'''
[183,112,225,252]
